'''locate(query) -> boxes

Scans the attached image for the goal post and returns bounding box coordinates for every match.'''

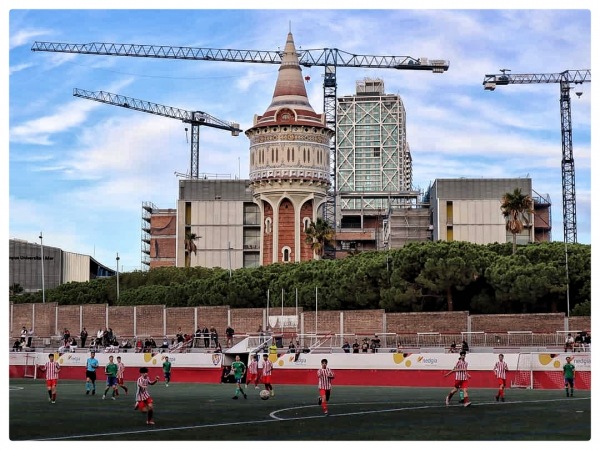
[23,353,38,379]
[512,352,591,390]
[512,352,534,389]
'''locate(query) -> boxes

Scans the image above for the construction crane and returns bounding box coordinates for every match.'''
[482,69,591,244]
[72,88,242,179]
[33,39,449,250]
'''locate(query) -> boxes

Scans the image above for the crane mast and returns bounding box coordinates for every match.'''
[34,39,449,248]
[73,88,241,179]
[482,69,591,244]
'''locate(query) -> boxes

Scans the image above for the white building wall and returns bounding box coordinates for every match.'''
[62,252,91,283]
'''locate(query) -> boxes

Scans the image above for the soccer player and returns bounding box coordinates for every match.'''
[38,353,60,403]
[317,358,335,415]
[116,356,128,395]
[162,356,172,387]
[261,353,274,397]
[231,355,247,399]
[135,367,159,425]
[85,350,99,395]
[102,355,118,400]
[563,356,576,397]
[444,350,471,407]
[493,353,509,402]
[246,354,260,389]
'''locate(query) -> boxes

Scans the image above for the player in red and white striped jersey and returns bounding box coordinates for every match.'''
[261,353,274,397]
[38,353,60,403]
[135,367,159,425]
[493,353,509,402]
[116,356,128,395]
[444,351,472,407]
[317,359,335,415]
[246,354,260,389]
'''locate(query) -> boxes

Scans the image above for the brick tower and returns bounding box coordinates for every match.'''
[245,32,334,265]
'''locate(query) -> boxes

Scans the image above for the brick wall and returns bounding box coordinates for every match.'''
[165,307,195,336]
[56,305,81,337]
[9,302,591,340]
[135,305,165,337]
[470,313,565,333]
[278,199,295,262]
[387,311,468,334]
[108,306,135,338]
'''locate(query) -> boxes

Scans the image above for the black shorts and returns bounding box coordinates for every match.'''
[86,370,97,381]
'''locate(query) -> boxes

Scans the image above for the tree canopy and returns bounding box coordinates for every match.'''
[11,241,590,316]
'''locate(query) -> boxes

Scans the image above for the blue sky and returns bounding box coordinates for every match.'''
[5,4,594,274]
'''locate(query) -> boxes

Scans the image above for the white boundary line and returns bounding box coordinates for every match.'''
[35,397,590,441]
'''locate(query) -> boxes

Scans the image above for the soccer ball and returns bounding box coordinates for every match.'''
[260,389,270,400]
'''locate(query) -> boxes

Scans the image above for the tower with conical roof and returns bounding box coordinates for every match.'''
[245,32,334,265]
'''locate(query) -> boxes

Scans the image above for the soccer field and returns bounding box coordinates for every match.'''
[9,379,590,441]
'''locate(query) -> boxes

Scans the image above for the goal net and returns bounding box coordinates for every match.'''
[512,352,591,390]
[23,353,37,379]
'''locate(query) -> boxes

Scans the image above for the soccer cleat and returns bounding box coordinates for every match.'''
[495,395,499,402]
[245,384,248,389]
[86,391,89,395]
[445,396,450,406]
[146,420,155,425]
[255,386,259,390]
[464,401,472,407]
[458,399,464,404]
[501,397,505,402]
[566,392,569,397]
[165,384,169,387]
[318,397,322,405]
[232,396,238,399]
[243,393,247,399]
[133,403,139,410]
[102,395,106,400]
[270,391,274,397]
[324,410,329,415]
[48,397,52,402]
[112,396,116,400]
[92,390,95,395]
[51,401,55,404]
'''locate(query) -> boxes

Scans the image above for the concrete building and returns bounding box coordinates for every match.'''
[245,32,334,264]
[142,202,177,269]
[335,78,429,254]
[428,178,550,244]
[8,239,115,294]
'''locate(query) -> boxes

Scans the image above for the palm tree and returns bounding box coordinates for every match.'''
[500,188,534,255]
[184,232,199,267]
[304,218,335,259]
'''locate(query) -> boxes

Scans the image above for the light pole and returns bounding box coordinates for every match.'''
[227,241,232,278]
[116,253,120,302]
[564,243,570,318]
[39,232,45,303]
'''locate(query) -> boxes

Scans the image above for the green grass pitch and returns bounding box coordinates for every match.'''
[9,379,590,441]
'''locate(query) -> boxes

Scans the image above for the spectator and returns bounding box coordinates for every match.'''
[69,337,78,352]
[149,337,157,349]
[269,342,278,357]
[342,341,350,353]
[396,345,403,353]
[225,326,235,348]
[574,333,584,352]
[288,340,296,353]
[176,327,184,344]
[202,326,210,348]
[361,338,369,353]
[214,342,222,353]
[352,339,360,353]
[160,337,169,349]
[20,327,28,344]
[583,332,591,350]
[13,339,22,352]
[564,333,574,352]
[80,328,88,349]
[135,338,143,353]
[96,329,103,347]
[371,335,381,353]
[461,340,470,353]
[62,328,71,345]
[449,341,458,353]
[210,327,218,347]
[26,328,34,348]
[258,325,265,344]
[121,338,132,349]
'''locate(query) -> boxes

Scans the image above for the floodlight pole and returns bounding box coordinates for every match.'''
[39,232,45,303]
